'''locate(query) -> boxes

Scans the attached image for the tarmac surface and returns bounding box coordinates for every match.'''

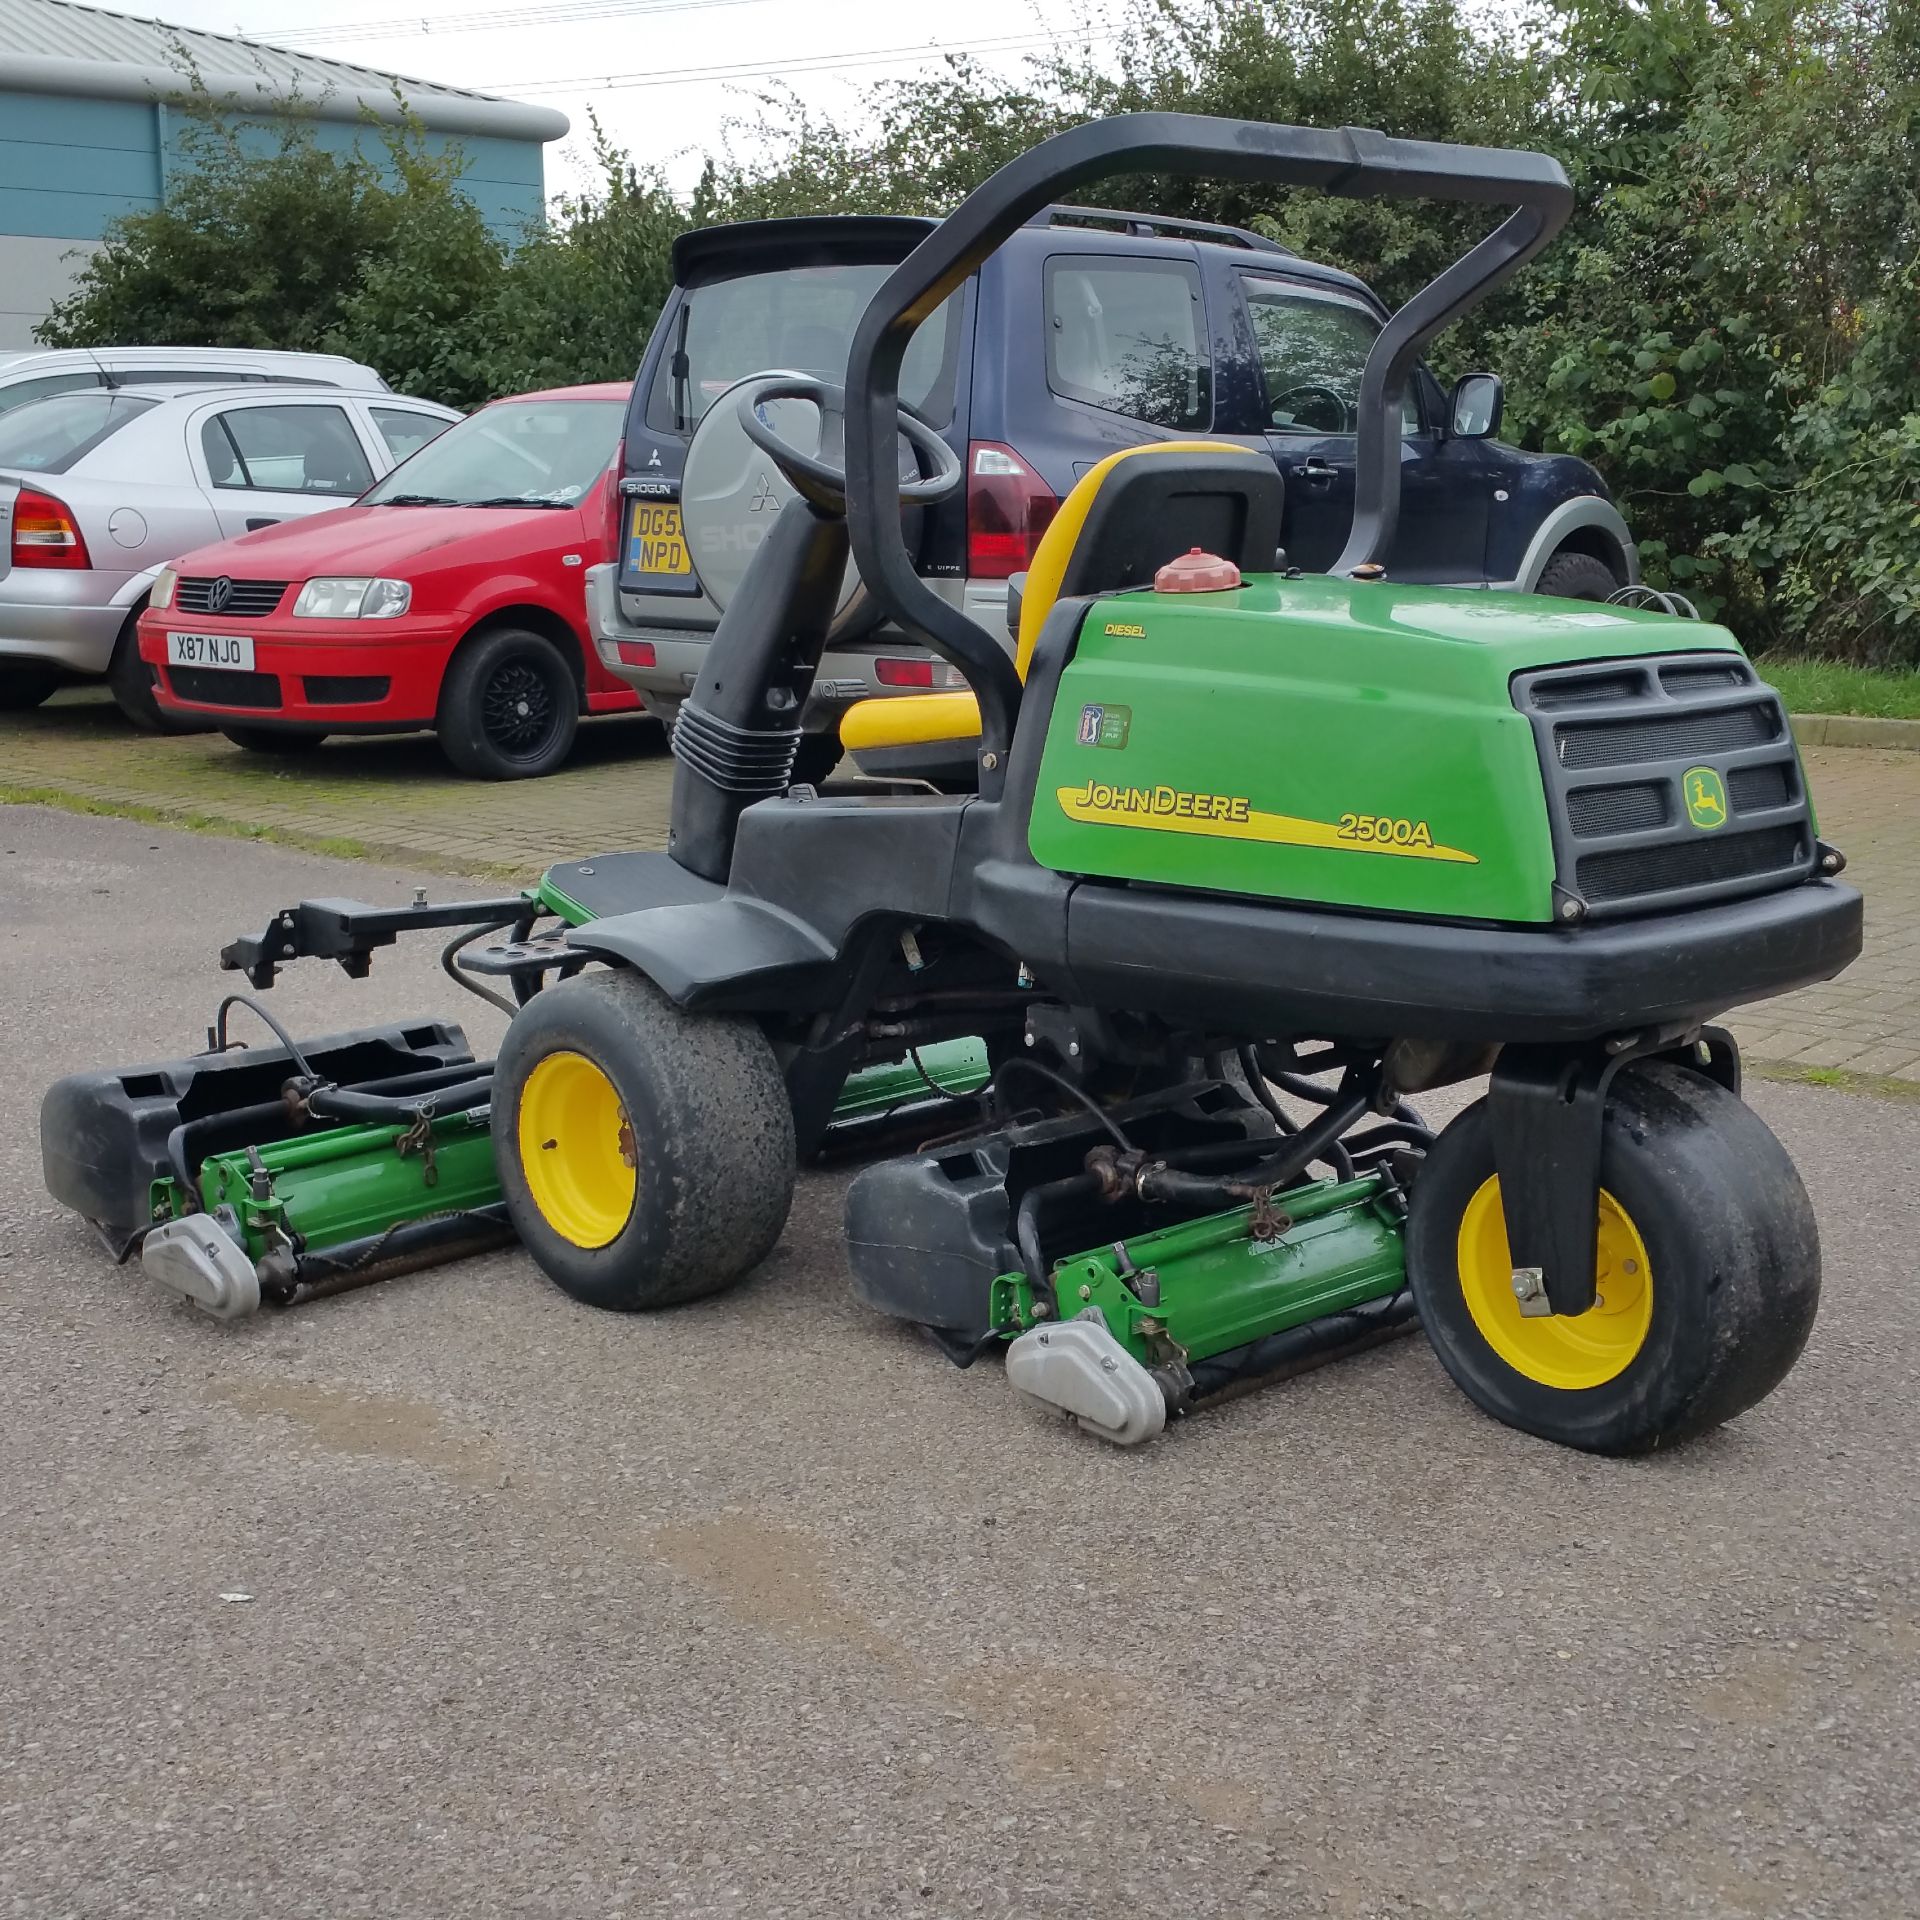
[3,804,1917,1919]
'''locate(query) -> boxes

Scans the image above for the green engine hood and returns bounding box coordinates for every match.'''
[1028,574,1749,925]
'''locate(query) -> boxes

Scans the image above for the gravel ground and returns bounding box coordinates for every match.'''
[2,803,1916,1920]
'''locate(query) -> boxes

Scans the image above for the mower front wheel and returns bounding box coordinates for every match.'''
[1407,1063,1819,1453]
[493,969,796,1311]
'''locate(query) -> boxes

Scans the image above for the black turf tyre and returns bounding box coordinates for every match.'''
[494,969,797,1311]
[222,725,328,754]
[1407,1063,1820,1454]
[106,618,169,730]
[1534,550,1620,603]
[0,662,61,710]
[789,731,843,789]
[438,626,579,780]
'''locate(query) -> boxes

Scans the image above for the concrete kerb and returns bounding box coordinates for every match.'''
[1790,713,1920,751]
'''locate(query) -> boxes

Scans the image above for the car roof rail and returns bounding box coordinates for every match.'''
[1026,202,1295,255]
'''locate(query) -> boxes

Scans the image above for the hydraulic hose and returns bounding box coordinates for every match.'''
[164,1097,295,1200]
[1237,1045,1299,1135]
[440,919,521,1018]
[303,1079,494,1124]
[214,993,317,1077]
[1125,1081,1372,1210]
[992,1058,1134,1150]
[350,1059,497,1100]
[1013,1169,1104,1300]
[1339,1120,1435,1155]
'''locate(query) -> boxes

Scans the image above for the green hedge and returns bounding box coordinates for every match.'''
[41,0,1920,663]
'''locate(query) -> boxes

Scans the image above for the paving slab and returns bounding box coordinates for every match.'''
[1723,747,1920,1081]
[0,687,675,878]
[1,691,1914,1076]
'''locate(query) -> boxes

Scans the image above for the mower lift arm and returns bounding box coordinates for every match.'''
[222,895,531,990]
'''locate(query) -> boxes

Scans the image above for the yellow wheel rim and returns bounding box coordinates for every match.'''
[1456,1175,1653,1390]
[517,1049,637,1249]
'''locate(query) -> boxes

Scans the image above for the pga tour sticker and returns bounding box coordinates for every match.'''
[1077,703,1131,749]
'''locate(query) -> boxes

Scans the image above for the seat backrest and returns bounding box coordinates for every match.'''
[1012,440,1284,673]
[839,441,1284,760]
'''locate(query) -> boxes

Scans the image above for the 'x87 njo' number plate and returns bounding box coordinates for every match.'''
[166,631,254,670]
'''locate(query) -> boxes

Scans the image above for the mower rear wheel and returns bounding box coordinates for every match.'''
[494,968,796,1310]
[1407,1063,1819,1453]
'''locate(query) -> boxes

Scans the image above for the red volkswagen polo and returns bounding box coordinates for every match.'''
[139,382,642,779]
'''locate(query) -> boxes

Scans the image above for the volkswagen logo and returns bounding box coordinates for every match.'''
[206,576,235,613]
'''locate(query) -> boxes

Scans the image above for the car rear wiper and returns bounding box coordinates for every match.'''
[462,495,572,509]
[380,493,457,506]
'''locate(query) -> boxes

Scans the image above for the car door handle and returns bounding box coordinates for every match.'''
[246,517,281,531]
[1297,460,1337,489]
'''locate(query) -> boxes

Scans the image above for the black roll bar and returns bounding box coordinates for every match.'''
[843,113,1575,783]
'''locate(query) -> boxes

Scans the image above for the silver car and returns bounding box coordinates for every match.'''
[0,382,459,723]
[0,346,391,417]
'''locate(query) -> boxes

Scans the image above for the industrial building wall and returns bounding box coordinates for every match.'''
[0,86,550,348]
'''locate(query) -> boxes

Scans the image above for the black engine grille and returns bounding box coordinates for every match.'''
[1512,651,1814,919]
[1578,825,1806,904]
[175,577,289,617]
[168,667,282,709]
[1565,780,1669,836]
[1556,702,1778,769]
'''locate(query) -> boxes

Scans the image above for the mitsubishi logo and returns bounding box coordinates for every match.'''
[206,576,235,613]
[749,472,782,514]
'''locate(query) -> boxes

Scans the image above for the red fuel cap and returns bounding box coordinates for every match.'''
[1153,547,1243,593]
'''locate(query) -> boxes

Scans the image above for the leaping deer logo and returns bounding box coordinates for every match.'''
[1683,767,1727,830]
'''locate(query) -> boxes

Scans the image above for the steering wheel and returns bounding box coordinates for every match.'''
[737,375,962,514]
[1271,382,1354,433]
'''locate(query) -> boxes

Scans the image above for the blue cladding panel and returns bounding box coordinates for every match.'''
[0,185,159,238]
[0,91,163,237]
[0,135,163,198]
[0,89,546,243]
[0,91,159,152]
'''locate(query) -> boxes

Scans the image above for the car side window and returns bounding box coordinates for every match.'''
[1044,255,1211,431]
[201,404,374,497]
[370,406,453,462]
[1242,275,1419,435]
[0,370,104,415]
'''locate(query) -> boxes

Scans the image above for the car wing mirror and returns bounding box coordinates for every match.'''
[1449,372,1504,439]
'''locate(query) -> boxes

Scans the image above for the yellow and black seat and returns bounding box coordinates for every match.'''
[840,440,1285,785]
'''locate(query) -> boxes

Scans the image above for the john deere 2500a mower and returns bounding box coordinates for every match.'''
[44,116,1860,1453]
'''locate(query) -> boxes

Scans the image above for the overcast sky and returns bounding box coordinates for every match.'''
[149,0,1110,196]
